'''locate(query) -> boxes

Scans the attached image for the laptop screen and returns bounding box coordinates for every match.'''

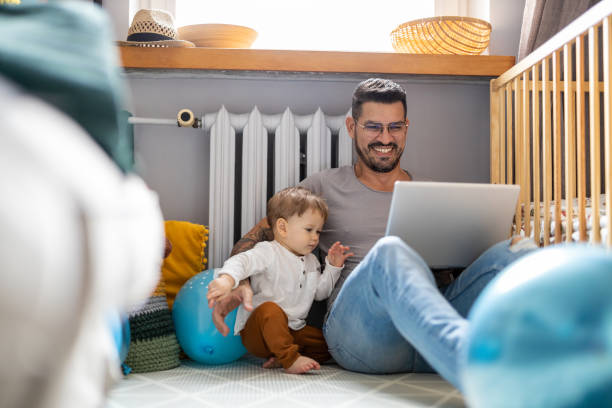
[385,181,520,268]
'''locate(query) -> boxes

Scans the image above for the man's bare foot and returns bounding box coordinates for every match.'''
[284,356,320,374]
[262,357,281,369]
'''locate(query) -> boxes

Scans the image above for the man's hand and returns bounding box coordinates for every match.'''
[211,282,254,336]
[327,241,353,267]
[206,275,235,308]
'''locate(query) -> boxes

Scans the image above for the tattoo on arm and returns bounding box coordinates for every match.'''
[230,218,274,256]
[230,237,258,256]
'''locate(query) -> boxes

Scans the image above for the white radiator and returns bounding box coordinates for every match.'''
[204,107,353,268]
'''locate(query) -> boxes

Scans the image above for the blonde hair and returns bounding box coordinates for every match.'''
[267,187,328,229]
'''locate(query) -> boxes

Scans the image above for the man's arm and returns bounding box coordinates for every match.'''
[230,216,273,256]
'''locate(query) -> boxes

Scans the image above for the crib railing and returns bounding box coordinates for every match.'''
[490,0,612,247]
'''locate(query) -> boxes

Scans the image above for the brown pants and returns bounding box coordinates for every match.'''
[240,301,331,369]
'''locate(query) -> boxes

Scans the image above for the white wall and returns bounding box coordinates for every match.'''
[489,0,526,58]
[102,0,129,42]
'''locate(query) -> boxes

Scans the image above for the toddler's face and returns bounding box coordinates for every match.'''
[282,208,325,256]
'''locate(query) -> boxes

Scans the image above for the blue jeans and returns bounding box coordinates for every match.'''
[322,236,534,391]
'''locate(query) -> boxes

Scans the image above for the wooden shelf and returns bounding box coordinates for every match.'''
[118,47,514,77]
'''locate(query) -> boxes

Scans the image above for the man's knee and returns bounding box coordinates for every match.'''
[373,235,408,257]
[371,235,435,286]
[373,236,423,266]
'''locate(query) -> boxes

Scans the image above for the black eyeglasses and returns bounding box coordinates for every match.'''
[356,121,407,137]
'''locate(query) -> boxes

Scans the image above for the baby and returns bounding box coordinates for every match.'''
[207,186,352,374]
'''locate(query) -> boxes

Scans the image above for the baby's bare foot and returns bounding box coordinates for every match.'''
[284,356,320,374]
[262,357,281,369]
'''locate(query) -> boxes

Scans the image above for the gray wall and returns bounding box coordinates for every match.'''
[126,75,490,225]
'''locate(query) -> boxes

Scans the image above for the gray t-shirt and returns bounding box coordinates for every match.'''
[299,165,393,310]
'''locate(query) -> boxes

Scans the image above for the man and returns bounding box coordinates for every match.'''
[212,78,534,390]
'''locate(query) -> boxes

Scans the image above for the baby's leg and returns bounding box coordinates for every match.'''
[292,325,331,363]
[262,357,281,368]
[241,302,319,373]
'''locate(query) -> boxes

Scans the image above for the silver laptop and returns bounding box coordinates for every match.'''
[385,181,520,268]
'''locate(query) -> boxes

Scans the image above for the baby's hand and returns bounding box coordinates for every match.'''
[207,274,235,308]
[327,241,354,268]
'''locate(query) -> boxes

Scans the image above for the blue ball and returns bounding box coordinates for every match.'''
[172,269,247,365]
[463,245,612,408]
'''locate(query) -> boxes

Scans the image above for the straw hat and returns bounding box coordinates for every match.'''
[117,9,194,48]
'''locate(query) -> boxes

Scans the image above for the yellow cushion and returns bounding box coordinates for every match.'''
[161,220,208,309]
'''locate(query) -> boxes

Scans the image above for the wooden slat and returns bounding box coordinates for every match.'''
[543,56,552,246]
[525,80,603,92]
[506,83,513,185]
[500,88,507,184]
[492,0,612,90]
[532,64,542,246]
[589,26,602,243]
[514,77,523,234]
[553,50,563,244]
[576,34,588,242]
[522,71,532,238]
[564,43,576,242]
[490,81,501,183]
[589,27,601,243]
[118,47,515,76]
[506,80,604,92]
[604,16,612,247]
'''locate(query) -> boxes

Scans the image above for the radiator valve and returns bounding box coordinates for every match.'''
[177,108,201,128]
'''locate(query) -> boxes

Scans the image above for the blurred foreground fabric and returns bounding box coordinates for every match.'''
[0,3,163,407]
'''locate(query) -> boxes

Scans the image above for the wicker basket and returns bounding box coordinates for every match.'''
[390,16,491,55]
[178,24,257,48]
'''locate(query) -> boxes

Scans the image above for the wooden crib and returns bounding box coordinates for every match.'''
[490,0,611,248]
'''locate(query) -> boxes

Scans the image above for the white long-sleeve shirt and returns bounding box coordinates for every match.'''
[215,240,343,335]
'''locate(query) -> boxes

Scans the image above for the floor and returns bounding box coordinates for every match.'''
[105,355,466,408]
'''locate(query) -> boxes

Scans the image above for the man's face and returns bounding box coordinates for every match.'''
[348,101,408,173]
